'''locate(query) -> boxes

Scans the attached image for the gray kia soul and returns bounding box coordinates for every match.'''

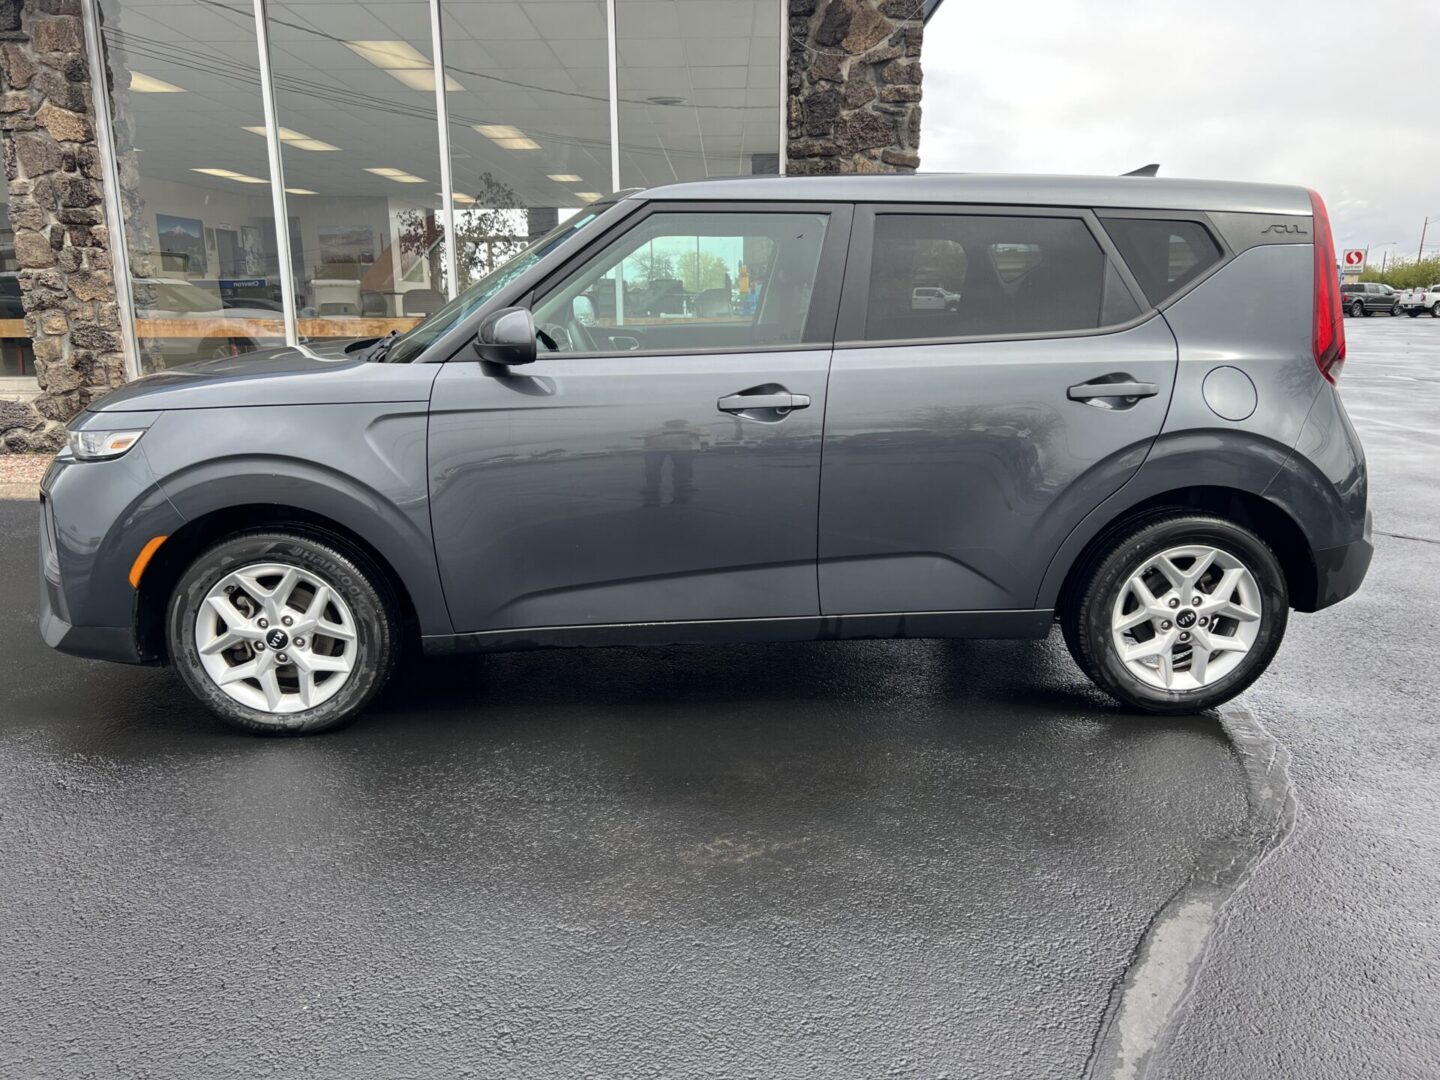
[40,174,1372,734]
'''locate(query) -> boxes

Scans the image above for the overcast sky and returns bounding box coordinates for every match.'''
[919,0,1440,263]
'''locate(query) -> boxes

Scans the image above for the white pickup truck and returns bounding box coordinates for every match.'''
[1398,283,1440,317]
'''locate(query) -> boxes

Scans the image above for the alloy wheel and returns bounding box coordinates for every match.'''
[194,562,358,713]
[1110,544,1262,692]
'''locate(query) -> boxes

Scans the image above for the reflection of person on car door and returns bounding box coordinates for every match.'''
[641,419,706,506]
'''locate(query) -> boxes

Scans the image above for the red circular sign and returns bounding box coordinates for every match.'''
[1344,249,1365,266]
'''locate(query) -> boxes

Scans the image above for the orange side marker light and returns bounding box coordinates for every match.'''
[128,535,168,588]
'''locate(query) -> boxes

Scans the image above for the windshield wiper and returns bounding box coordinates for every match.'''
[364,331,399,363]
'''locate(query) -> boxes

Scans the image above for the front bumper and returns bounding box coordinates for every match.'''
[39,441,184,666]
[38,491,146,663]
[1309,509,1374,611]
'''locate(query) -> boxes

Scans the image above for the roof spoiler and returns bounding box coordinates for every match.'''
[1122,164,1160,177]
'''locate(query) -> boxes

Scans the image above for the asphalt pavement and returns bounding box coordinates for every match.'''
[1,315,1436,1078]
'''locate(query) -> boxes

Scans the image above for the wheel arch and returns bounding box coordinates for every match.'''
[136,503,427,663]
[1050,485,1317,620]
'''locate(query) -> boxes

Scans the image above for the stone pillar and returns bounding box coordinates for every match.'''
[0,0,124,452]
[787,0,924,175]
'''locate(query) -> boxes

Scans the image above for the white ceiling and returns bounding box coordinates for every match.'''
[99,0,781,210]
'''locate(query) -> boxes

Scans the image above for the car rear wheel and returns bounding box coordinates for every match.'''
[167,531,399,734]
[1062,514,1288,714]
[1350,300,1364,317]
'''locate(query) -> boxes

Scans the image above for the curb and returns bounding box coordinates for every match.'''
[0,483,40,500]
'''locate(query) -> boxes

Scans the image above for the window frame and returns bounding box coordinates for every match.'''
[834,203,1153,349]
[521,200,854,361]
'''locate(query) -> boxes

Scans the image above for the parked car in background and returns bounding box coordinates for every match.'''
[41,174,1372,734]
[1340,281,1401,317]
[1398,283,1440,317]
[911,285,960,310]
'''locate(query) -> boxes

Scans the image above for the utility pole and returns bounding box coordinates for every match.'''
[1421,216,1432,263]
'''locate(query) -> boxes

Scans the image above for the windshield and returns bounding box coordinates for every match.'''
[387,204,612,364]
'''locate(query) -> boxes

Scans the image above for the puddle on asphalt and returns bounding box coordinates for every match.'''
[1083,704,1298,1080]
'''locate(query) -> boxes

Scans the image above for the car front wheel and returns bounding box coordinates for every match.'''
[167,531,399,734]
[1063,514,1288,714]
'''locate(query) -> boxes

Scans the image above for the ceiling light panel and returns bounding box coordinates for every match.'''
[344,39,463,92]
[365,167,426,183]
[474,124,524,140]
[242,126,340,151]
[130,72,185,93]
[191,168,269,184]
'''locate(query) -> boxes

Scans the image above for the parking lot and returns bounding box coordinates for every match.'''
[2,316,1437,1078]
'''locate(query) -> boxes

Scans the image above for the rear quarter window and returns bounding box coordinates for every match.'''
[1100,218,1224,306]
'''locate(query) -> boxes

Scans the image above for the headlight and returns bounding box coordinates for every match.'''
[67,428,146,461]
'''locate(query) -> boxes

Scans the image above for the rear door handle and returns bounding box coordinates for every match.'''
[717,390,811,413]
[1067,380,1158,401]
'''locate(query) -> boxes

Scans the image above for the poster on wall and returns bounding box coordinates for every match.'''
[240,226,266,275]
[318,226,375,268]
[156,214,206,272]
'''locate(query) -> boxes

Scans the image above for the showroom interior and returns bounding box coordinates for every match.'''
[0,0,934,450]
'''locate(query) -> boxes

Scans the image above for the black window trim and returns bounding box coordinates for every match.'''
[833,203,1155,350]
[515,199,855,362]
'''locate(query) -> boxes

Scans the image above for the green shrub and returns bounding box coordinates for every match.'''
[1358,257,1440,290]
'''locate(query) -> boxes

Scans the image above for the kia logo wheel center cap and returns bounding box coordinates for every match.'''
[1176,609,1197,629]
[265,628,289,650]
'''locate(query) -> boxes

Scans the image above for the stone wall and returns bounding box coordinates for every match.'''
[787,0,924,175]
[0,0,124,453]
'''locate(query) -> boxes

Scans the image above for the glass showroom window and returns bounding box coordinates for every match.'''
[265,1,449,342]
[0,191,37,380]
[617,0,781,187]
[441,0,612,287]
[97,0,282,371]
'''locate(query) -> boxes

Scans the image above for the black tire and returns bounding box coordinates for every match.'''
[1350,301,1364,317]
[167,530,399,734]
[1061,513,1288,715]
[1390,304,1401,316]
[1431,303,1440,318]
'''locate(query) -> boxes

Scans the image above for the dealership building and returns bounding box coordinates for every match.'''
[0,0,939,450]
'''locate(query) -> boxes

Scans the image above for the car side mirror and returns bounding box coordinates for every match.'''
[473,306,537,366]
[572,294,596,326]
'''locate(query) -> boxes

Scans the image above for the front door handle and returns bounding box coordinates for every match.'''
[1067,379,1158,401]
[717,390,812,414]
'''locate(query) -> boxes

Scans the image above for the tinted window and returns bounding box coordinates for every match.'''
[1102,218,1224,305]
[863,214,1136,341]
[533,212,829,354]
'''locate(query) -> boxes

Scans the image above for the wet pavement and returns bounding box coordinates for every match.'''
[2,316,1437,1078]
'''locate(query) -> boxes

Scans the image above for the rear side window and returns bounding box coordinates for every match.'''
[863,214,1138,341]
[1101,218,1223,305]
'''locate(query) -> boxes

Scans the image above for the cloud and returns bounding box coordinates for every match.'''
[920,0,1440,259]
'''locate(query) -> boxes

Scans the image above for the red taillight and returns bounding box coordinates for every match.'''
[1309,189,1346,384]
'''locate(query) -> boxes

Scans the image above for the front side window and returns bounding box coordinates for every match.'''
[863,214,1136,342]
[531,212,829,355]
